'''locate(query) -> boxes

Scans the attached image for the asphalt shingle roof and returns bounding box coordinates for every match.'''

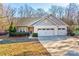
[16,14,68,26]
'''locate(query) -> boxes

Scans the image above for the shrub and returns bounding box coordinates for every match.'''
[26,32,30,36]
[70,33,75,36]
[9,32,30,37]
[67,29,75,36]
[9,22,13,33]
[9,22,16,33]
[73,31,79,35]
[76,28,79,31]
[73,28,79,35]
[32,33,38,37]
[12,27,16,32]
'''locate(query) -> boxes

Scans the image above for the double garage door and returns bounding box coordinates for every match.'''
[38,28,66,36]
[38,28,55,36]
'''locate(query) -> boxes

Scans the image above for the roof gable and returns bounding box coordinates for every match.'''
[30,14,68,26]
[31,18,57,26]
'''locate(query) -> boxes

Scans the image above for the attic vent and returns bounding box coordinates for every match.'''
[45,20,48,23]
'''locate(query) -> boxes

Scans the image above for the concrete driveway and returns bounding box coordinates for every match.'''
[38,36,79,56]
[38,36,70,44]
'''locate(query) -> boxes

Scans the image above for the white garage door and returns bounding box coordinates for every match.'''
[38,28,55,36]
[57,28,67,35]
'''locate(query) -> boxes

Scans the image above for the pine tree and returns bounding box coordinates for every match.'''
[9,22,13,33]
[13,26,16,32]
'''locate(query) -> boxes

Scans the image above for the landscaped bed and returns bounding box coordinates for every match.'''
[0,41,50,56]
[9,32,30,37]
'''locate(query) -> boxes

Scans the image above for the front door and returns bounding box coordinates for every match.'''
[28,27,34,34]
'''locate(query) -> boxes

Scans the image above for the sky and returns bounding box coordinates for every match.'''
[4,3,78,17]
[3,3,69,11]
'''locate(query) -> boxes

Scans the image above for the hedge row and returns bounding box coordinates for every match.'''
[32,33,38,37]
[9,32,30,37]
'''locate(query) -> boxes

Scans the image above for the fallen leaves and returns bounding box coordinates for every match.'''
[0,41,50,56]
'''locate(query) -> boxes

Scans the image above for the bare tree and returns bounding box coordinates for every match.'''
[36,8,47,18]
[18,4,36,18]
[57,6,64,19]
[18,6,24,18]
[0,3,3,17]
[24,4,36,18]
[5,5,16,24]
[63,3,79,26]
[76,11,79,25]
[65,3,78,19]
[49,5,58,16]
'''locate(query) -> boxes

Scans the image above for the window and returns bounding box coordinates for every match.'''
[58,28,61,30]
[20,30,22,32]
[38,29,41,30]
[51,28,54,30]
[43,29,45,30]
[58,28,65,30]
[23,31,25,32]
[62,28,65,30]
[47,28,50,30]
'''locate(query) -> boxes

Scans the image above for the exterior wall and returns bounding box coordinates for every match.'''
[34,25,56,31]
[16,25,67,35]
[57,26,67,35]
[34,25,67,35]
[34,26,57,35]
[28,27,34,33]
[16,26,28,32]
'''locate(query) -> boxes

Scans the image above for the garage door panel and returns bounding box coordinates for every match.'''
[57,30,67,35]
[57,27,67,35]
[38,28,55,36]
[37,27,67,36]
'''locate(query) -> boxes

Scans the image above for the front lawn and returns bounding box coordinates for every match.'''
[0,41,50,56]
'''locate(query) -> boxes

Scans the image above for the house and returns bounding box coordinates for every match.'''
[16,14,68,36]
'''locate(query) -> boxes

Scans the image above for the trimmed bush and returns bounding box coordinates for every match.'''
[32,33,38,37]
[26,32,30,36]
[9,32,30,37]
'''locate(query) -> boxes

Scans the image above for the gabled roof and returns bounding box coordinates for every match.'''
[30,14,68,26]
[16,18,40,26]
[16,14,68,27]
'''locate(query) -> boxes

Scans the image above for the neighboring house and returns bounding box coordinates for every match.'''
[16,14,68,36]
